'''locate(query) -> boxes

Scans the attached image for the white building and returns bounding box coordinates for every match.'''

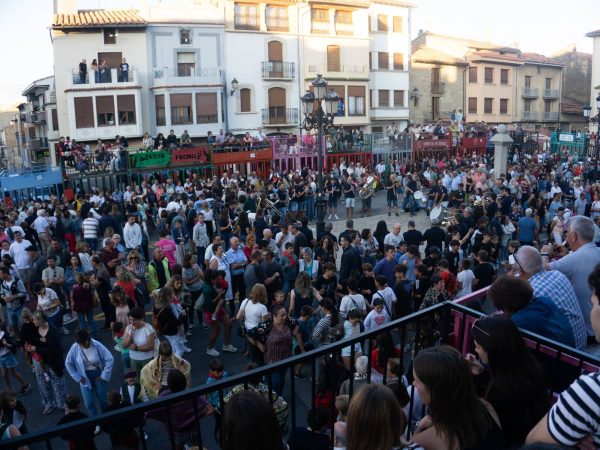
[586,27,600,132]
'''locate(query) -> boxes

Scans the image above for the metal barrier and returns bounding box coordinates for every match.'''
[5,298,600,449]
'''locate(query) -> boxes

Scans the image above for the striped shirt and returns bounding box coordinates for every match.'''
[82,217,99,239]
[548,372,600,447]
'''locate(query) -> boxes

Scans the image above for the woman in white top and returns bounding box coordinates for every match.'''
[237,284,269,331]
[209,243,233,303]
[339,278,368,319]
[202,202,215,239]
[122,307,157,377]
[298,248,319,281]
[591,192,600,219]
[34,284,62,331]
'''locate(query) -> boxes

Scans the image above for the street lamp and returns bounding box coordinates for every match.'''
[583,93,600,158]
[301,74,339,238]
[230,78,239,96]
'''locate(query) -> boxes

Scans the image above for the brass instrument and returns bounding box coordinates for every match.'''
[358,176,376,200]
[257,195,284,219]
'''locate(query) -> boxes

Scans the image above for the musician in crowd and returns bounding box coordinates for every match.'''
[359,173,373,218]
[427,179,447,214]
[402,174,419,217]
[385,175,400,217]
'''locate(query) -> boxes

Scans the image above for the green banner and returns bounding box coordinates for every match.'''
[133,150,171,168]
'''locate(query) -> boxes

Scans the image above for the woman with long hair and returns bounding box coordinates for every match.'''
[153,286,187,357]
[237,283,269,363]
[315,236,336,265]
[468,315,550,448]
[411,345,504,450]
[346,384,408,450]
[289,272,322,319]
[182,253,204,329]
[373,220,389,257]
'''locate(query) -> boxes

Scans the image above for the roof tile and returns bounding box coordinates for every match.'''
[519,52,563,67]
[52,9,146,29]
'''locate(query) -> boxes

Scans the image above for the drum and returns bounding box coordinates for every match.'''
[414,191,424,200]
[430,206,443,222]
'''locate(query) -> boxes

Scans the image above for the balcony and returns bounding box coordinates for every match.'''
[28,137,48,151]
[261,107,298,126]
[261,61,295,80]
[544,111,559,121]
[305,64,369,80]
[544,89,560,99]
[431,82,445,95]
[26,111,46,124]
[523,111,538,121]
[152,67,224,87]
[68,68,138,89]
[521,87,539,98]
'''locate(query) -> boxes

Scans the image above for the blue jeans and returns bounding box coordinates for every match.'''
[121,352,131,369]
[306,197,315,221]
[80,369,108,416]
[403,194,417,215]
[77,309,97,339]
[47,311,62,332]
[289,201,298,212]
[6,306,23,329]
[270,369,286,396]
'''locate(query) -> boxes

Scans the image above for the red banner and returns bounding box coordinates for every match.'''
[170,146,209,166]
[413,137,452,152]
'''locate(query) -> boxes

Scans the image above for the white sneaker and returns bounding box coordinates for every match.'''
[327,215,332,219]
[222,344,238,353]
[184,346,192,353]
[94,426,101,435]
[206,347,220,356]
[334,214,339,219]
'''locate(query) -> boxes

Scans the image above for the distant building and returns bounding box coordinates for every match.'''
[552,46,592,106]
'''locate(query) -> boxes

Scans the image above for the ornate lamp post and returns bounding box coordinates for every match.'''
[301,74,339,238]
[583,93,600,158]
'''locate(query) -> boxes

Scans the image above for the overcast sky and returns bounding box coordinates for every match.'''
[0,0,597,107]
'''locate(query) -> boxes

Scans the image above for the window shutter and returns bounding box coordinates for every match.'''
[51,108,59,131]
[377,14,387,31]
[240,88,251,112]
[393,16,402,32]
[196,93,217,115]
[393,53,403,70]
[117,95,135,111]
[394,90,404,107]
[74,97,94,128]
[268,41,283,61]
[170,94,192,108]
[379,90,389,107]
[95,96,114,114]
[348,86,364,97]
[327,46,340,71]
[378,52,389,70]
[155,95,165,108]
[268,88,286,107]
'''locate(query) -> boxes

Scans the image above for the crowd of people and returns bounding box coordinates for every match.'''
[3,135,600,448]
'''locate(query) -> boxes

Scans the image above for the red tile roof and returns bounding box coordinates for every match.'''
[470,51,523,64]
[561,97,585,115]
[519,52,563,67]
[52,9,146,29]
[412,47,467,65]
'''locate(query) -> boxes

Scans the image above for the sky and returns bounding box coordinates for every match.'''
[0,0,597,107]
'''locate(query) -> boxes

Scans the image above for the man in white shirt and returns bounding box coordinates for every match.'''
[123,215,142,252]
[32,210,51,256]
[9,231,31,283]
[82,212,99,252]
[123,186,133,204]
[275,225,295,256]
[383,223,402,248]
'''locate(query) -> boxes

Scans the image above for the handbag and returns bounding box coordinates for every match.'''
[237,299,249,337]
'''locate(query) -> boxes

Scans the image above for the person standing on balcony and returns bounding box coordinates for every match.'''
[78,59,87,84]
[118,58,129,82]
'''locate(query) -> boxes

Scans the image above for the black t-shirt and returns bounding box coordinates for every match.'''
[315,274,337,299]
[403,229,423,247]
[339,229,357,244]
[473,262,495,289]
[294,184,305,203]
[445,250,461,274]
[342,181,355,198]
[358,275,377,302]
[258,261,283,294]
[423,226,445,253]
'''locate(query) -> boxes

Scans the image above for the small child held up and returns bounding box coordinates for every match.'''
[113,322,131,369]
[363,297,391,332]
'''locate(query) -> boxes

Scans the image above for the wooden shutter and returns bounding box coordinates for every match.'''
[393,16,402,33]
[196,93,218,119]
[327,45,340,71]
[377,14,387,31]
[155,95,165,108]
[95,96,114,114]
[328,85,345,104]
[394,90,404,107]
[468,97,477,113]
[348,86,364,97]
[117,95,135,111]
[469,67,477,83]
[74,97,94,128]
[268,87,286,107]
[97,52,122,68]
[268,41,283,61]
[51,108,59,131]
[393,53,403,70]
[378,90,389,107]
[378,52,389,70]
[240,88,251,112]
[170,94,192,108]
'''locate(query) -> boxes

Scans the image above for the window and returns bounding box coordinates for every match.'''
[96,96,115,126]
[117,95,136,124]
[196,93,218,123]
[240,88,251,112]
[327,45,341,72]
[74,97,94,129]
[155,95,165,126]
[468,97,477,114]
[484,98,493,114]
[170,94,192,125]
[312,7,329,33]
[369,52,372,70]
[500,98,508,114]
[266,5,289,32]
[524,99,532,112]
[484,67,493,84]
[378,52,389,70]
[348,86,365,116]
[545,78,552,89]
[393,90,404,107]
[180,29,192,45]
[268,87,287,124]
[500,69,509,85]
[525,76,532,88]
[393,16,402,33]
[370,89,374,108]
[432,97,440,118]
[544,100,551,113]
[327,85,345,115]
[378,90,389,107]
[393,53,404,71]
[468,67,477,83]
[335,10,352,35]
[103,28,116,45]
[177,52,196,77]
[51,108,58,131]
[235,3,259,30]
[377,14,388,31]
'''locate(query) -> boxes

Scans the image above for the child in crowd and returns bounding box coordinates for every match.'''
[57,394,97,449]
[341,309,362,371]
[0,321,30,394]
[113,322,131,369]
[0,390,27,434]
[334,395,349,449]
[273,290,286,306]
[120,370,147,406]
[102,389,139,449]
[364,298,391,332]
[205,358,229,441]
